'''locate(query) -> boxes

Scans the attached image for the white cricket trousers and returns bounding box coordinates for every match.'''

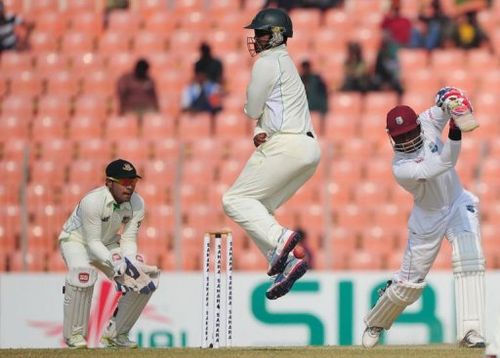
[222,133,321,259]
[394,190,483,283]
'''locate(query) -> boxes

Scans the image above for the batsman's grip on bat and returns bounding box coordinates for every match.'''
[435,86,479,132]
[113,255,160,294]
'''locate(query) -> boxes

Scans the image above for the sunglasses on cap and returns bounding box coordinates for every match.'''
[107,177,139,186]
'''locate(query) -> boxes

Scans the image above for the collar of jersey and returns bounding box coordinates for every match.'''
[260,44,287,57]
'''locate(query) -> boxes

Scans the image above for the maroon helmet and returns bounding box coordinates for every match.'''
[386,105,423,153]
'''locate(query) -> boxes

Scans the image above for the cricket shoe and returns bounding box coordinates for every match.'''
[101,333,138,348]
[267,229,304,276]
[362,326,383,348]
[266,256,309,300]
[460,330,486,348]
[65,334,87,349]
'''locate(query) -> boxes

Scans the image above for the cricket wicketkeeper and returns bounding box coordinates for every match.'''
[58,159,159,348]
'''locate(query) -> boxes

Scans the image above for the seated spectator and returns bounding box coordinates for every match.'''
[0,1,33,52]
[300,60,328,135]
[181,66,222,115]
[451,11,492,51]
[372,36,404,96]
[414,0,453,50]
[381,0,413,47]
[340,42,371,93]
[117,58,159,116]
[195,42,224,84]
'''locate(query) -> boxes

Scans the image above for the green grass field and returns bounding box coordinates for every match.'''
[0,345,485,358]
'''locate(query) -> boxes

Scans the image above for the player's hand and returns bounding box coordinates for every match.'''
[449,118,458,131]
[253,133,267,147]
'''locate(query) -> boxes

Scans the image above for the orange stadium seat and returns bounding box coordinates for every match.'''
[0,114,30,140]
[8,71,43,97]
[466,48,498,72]
[431,49,466,71]
[347,250,384,270]
[142,159,177,188]
[399,48,429,74]
[217,159,245,186]
[69,53,106,74]
[1,138,28,161]
[45,70,80,97]
[325,181,352,206]
[173,0,204,14]
[208,30,240,54]
[329,158,363,184]
[28,31,59,53]
[34,11,66,36]
[182,159,216,185]
[361,226,399,254]
[30,159,66,185]
[106,52,136,80]
[73,94,109,119]
[132,31,168,55]
[65,0,100,12]
[353,181,390,205]
[98,31,131,54]
[2,0,23,13]
[27,0,59,14]
[215,112,249,139]
[159,250,176,271]
[401,91,432,114]
[60,31,95,55]
[334,203,370,228]
[31,115,66,140]
[402,68,441,95]
[290,8,322,30]
[35,52,67,77]
[47,250,66,272]
[140,113,175,140]
[60,182,95,212]
[0,160,24,186]
[113,138,149,163]
[0,204,20,247]
[135,0,168,18]
[37,95,71,120]
[74,138,111,161]
[150,138,180,160]
[329,92,363,117]
[9,250,48,272]
[69,11,103,36]
[177,113,212,140]
[142,11,176,34]
[68,114,104,140]
[178,11,211,32]
[80,69,114,96]
[146,52,177,77]
[0,52,33,72]
[323,113,360,141]
[184,137,224,163]
[2,95,34,119]
[107,10,142,33]
[440,69,477,96]
[169,29,202,53]
[105,114,139,140]
[26,183,56,210]
[36,138,73,162]
[67,159,106,187]
[363,158,393,182]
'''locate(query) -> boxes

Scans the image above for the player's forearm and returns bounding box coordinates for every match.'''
[87,240,112,264]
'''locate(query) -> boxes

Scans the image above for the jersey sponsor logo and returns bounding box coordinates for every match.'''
[79,272,90,283]
[102,216,110,222]
[122,216,131,224]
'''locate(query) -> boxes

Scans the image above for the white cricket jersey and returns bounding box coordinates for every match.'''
[59,186,145,264]
[244,44,314,137]
[392,106,463,210]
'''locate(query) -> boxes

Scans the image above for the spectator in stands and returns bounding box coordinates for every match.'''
[340,41,371,94]
[181,64,222,115]
[380,0,413,47]
[414,0,453,50]
[194,42,224,84]
[451,11,493,51]
[117,58,159,116]
[372,35,404,96]
[0,1,33,52]
[300,60,328,135]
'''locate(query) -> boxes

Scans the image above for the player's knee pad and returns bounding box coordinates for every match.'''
[107,291,153,336]
[63,267,98,339]
[365,280,426,330]
[450,232,485,273]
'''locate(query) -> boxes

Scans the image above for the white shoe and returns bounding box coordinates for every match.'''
[362,326,383,348]
[101,333,138,348]
[65,334,87,349]
[266,256,309,300]
[460,330,486,348]
[267,230,304,276]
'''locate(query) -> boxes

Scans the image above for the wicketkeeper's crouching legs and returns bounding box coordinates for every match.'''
[63,267,98,349]
[362,280,426,348]
[101,291,154,348]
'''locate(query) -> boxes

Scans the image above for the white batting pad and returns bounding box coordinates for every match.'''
[63,267,97,340]
[365,281,426,330]
[454,271,485,340]
[110,291,152,336]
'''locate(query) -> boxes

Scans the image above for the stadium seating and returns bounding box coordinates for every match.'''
[0,0,499,272]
